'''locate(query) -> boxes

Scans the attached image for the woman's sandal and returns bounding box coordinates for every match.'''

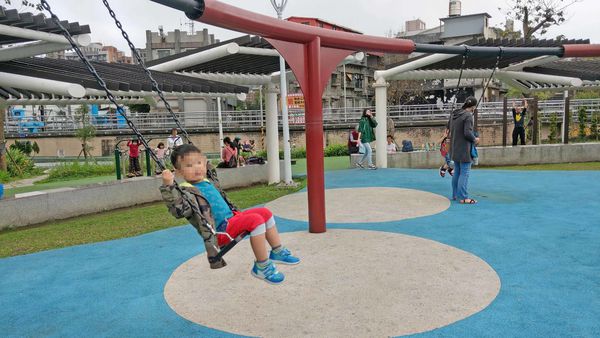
[460,198,477,204]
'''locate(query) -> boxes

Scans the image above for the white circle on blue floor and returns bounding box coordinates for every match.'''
[164,229,501,337]
[265,187,450,223]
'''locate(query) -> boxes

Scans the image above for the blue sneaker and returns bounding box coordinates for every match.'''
[251,261,285,285]
[269,247,300,265]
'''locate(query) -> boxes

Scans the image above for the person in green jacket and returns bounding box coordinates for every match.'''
[356,108,378,169]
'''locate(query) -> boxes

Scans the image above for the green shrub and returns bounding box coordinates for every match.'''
[255,147,306,159]
[324,144,349,157]
[591,112,599,141]
[44,162,114,182]
[6,148,38,177]
[252,145,350,159]
[10,140,40,157]
[0,170,10,183]
[291,147,306,159]
[256,150,267,159]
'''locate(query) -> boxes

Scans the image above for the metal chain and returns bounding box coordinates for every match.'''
[100,0,237,211]
[100,0,193,145]
[39,0,222,241]
[474,47,503,112]
[452,46,470,109]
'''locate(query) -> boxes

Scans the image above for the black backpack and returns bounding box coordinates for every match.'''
[246,156,265,165]
[401,140,414,152]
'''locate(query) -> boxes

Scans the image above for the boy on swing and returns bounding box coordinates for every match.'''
[160,144,300,285]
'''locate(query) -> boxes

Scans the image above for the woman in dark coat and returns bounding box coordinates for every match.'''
[448,96,480,204]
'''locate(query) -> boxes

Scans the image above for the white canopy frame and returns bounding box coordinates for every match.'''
[371,52,600,168]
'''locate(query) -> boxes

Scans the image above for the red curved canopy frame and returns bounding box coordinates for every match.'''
[151,0,600,233]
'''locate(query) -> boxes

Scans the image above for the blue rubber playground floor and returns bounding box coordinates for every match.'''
[1,168,599,337]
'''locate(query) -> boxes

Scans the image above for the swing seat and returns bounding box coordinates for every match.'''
[209,231,249,264]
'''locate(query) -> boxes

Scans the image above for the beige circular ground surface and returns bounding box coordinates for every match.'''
[264,187,450,223]
[164,230,501,337]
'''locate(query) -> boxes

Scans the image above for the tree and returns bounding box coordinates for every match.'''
[2,0,43,11]
[577,106,588,140]
[548,112,559,143]
[74,105,96,160]
[126,104,151,113]
[591,112,599,141]
[387,80,426,106]
[503,0,581,39]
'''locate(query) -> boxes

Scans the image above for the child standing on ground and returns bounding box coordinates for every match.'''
[154,142,166,174]
[127,138,142,177]
[438,129,454,177]
[160,144,300,284]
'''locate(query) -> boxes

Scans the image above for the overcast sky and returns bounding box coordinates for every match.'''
[9,0,598,54]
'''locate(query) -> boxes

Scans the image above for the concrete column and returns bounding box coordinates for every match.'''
[202,29,209,46]
[265,82,280,184]
[145,30,153,61]
[374,78,389,168]
[217,97,224,149]
[174,29,181,54]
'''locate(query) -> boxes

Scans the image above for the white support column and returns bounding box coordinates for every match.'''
[265,82,281,184]
[279,53,292,185]
[0,25,91,45]
[0,72,85,97]
[217,97,224,148]
[374,78,389,168]
[0,38,90,62]
[562,90,568,143]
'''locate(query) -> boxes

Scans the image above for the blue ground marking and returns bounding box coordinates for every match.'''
[1,168,599,337]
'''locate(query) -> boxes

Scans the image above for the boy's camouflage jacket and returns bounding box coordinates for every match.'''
[159,170,231,269]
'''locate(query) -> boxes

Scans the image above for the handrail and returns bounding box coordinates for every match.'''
[4,99,600,135]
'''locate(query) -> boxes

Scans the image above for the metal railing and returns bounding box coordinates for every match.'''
[4,99,600,135]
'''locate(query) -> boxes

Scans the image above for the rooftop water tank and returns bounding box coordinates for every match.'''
[449,0,461,17]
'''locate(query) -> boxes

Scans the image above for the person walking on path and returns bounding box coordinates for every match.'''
[166,128,183,157]
[356,108,378,169]
[448,96,480,204]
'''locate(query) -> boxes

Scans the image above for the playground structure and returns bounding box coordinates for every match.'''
[151,0,600,234]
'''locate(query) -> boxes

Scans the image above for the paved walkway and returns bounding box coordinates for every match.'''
[4,174,48,189]
[1,168,599,337]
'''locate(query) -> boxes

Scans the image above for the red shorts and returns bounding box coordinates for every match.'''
[217,207,274,247]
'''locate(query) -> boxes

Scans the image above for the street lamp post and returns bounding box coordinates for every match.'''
[270,0,293,185]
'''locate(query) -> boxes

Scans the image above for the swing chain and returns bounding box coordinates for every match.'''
[100,0,238,212]
[39,0,221,241]
[474,47,503,112]
[100,0,192,146]
[452,46,470,108]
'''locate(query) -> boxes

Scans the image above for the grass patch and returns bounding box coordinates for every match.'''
[292,156,350,175]
[40,162,115,183]
[0,178,306,258]
[480,162,600,171]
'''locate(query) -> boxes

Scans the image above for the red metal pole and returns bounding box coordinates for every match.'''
[305,37,326,233]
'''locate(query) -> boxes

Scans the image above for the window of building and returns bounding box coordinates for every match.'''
[302,22,310,25]
[353,74,364,89]
[318,23,324,28]
[331,73,338,86]
[157,49,171,59]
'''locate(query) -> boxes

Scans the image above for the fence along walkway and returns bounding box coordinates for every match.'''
[5,98,600,134]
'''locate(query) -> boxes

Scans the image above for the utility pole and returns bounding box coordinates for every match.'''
[270,0,294,186]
